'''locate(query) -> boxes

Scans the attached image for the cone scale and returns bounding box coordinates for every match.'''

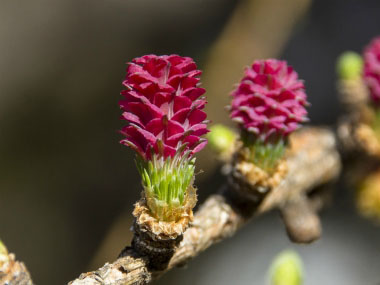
[363,36,380,105]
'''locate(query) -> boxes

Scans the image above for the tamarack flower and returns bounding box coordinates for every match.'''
[230,59,308,171]
[120,54,208,221]
[363,36,380,104]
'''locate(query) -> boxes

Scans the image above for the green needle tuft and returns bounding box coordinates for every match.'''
[136,153,195,221]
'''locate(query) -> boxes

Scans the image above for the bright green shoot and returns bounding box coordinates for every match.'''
[136,153,195,221]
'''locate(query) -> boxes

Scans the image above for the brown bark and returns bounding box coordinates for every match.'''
[280,194,322,243]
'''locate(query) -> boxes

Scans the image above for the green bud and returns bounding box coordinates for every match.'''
[270,250,304,285]
[0,240,7,255]
[207,124,236,154]
[336,51,363,80]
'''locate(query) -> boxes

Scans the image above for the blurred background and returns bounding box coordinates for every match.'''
[1,0,380,284]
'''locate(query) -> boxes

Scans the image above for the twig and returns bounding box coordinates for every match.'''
[0,241,33,285]
[69,127,341,285]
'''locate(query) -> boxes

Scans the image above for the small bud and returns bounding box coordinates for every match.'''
[0,240,9,267]
[336,51,363,80]
[269,250,304,285]
[207,124,236,155]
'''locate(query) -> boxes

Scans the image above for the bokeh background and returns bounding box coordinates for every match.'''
[1,0,380,284]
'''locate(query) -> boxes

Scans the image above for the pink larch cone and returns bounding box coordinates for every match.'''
[120,54,209,160]
[363,36,380,104]
[230,59,308,142]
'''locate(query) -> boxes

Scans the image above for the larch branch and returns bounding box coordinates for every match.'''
[69,127,341,285]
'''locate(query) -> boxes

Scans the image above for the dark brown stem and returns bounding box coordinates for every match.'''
[131,220,183,271]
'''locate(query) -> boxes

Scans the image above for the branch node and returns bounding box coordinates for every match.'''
[280,195,322,244]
